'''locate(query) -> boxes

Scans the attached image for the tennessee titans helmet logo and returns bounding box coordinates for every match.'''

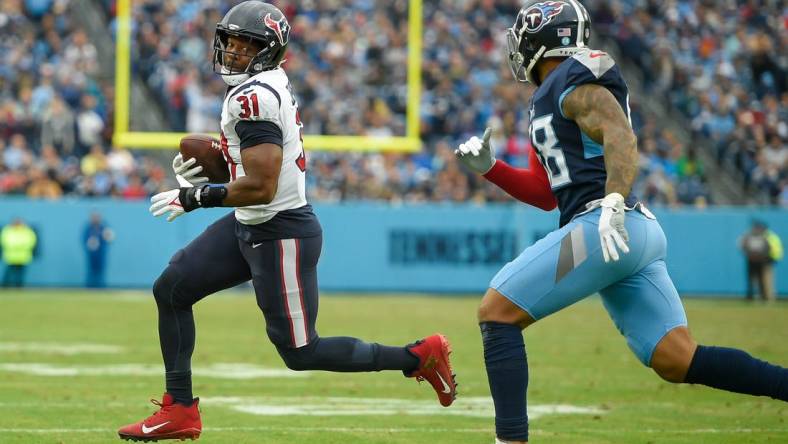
[264,13,290,46]
[523,1,567,33]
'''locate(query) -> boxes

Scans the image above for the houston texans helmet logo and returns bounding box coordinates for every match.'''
[522,1,567,33]
[264,13,290,45]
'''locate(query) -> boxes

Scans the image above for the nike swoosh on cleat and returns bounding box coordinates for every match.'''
[141,421,170,434]
[252,242,264,249]
[437,372,452,394]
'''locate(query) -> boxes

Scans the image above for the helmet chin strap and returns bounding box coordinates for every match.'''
[525,46,546,84]
[220,65,251,86]
[525,46,585,85]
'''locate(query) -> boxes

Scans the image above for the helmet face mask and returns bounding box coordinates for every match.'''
[506,28,528,83]
[213,29,268,86]
[212,1,290,86]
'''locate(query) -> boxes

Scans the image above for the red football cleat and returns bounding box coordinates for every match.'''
[407,334,457,407]
[118,393,201,442]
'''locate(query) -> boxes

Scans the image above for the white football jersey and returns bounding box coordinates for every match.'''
[219,68,307,225]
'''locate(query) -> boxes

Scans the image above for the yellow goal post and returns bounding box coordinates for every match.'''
[112,0,422,152]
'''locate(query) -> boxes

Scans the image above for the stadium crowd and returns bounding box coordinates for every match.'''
[1,0,785,207]
[0,0,168,199]
[588,0,787,203]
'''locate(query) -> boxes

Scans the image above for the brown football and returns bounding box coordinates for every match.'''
[179,134,230,184]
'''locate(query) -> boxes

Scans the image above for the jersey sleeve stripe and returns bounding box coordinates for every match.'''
[257,83,281,108]
[580,131,604,159]
[557,85,577,120]
[227,81,282,108]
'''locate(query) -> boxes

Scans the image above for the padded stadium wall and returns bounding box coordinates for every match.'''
[0,199,786,296]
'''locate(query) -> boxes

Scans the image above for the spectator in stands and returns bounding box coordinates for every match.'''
[76,94,106,155]
[41,95,75,156]
[82,212,114,288]
[587,0,786,203]
[80,144,107,177]
[24,0,54,19]
[739,220,784,301]
[0,0,780,207]
[63,29,98,76]
[26,166,62,199]
[121,174,147,200]
[37,144,62,172]
[3,134,32,171]
[1,218,38,288]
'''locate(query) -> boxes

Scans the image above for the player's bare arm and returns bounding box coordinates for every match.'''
[562,83,638,198]
[562,83,636,262]
[222,143,283,206]
[150,141,284,218]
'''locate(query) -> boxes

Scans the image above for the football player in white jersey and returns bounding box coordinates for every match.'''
[118,2,455,441]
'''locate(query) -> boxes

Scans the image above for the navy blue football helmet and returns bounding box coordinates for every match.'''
[506,0,592,84]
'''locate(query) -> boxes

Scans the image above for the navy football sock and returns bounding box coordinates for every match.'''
[165,370,193,405]
[481,322,529,442]
[378,344,420,373]
[153,268,196,406]
[685,345,788,401]
[277,337,418,372]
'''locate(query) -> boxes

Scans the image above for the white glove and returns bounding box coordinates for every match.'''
[598,192,630,263]
[455,127,496,174]
[149,189,186,222]
[172,153,208,187]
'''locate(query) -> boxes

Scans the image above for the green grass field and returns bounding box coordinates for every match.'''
[0,290,786,444]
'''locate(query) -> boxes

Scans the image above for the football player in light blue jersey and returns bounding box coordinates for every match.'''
[455,1,788,442]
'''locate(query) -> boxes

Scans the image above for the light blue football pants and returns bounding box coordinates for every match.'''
[490,207,688,366]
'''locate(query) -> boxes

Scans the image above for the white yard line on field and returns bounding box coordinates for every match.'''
[209,426,788,435]
[0,342,123,355]
[0,363,309,379]
[0,426,786,435]
[201,396,604,419]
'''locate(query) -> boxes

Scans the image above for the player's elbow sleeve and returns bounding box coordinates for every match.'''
[536,199,558,211]
[530,181,557,211]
